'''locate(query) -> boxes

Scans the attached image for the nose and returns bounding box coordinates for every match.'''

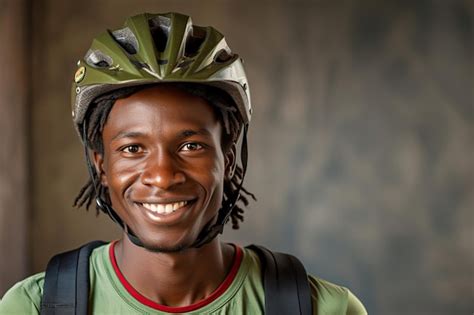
[140,151,186,190]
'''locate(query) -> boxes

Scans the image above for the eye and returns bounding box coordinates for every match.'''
[121,144,141,154]
[181,142,203,152]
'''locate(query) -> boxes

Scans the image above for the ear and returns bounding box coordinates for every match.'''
[224,143,237,181]
[93,151,108,187]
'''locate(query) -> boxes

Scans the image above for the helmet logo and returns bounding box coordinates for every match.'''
[74,66,86,83]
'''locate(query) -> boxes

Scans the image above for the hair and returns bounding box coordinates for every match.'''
[73,83,255,229]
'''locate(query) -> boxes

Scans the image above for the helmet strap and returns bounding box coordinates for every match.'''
[190,124,249,248]
[82,122,146,248]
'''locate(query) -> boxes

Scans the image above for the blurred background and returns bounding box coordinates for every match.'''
[0,0,472,314]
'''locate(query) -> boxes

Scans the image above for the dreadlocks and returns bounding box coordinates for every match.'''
[73,83,255,229]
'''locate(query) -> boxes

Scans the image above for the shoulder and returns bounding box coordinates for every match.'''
[309,275,367,315]
[0,272,45,315]
[244,246,366,314]
[0,242,109,315]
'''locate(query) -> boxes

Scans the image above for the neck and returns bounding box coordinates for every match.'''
[114,235,235,307]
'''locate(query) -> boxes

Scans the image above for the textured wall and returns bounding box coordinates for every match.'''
[0,0,29,295]
[2,0,473,314]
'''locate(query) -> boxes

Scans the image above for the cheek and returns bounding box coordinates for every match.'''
[197,162,225,215]
[186,151,225,198]
[103,154,141,196]
[207,152,226,194]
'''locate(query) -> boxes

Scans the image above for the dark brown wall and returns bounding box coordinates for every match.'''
[1,1,473,314]
[0,0,29,295]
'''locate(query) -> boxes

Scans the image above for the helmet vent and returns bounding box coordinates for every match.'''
[148,15,171,52]
[184,26,207,57]
[214,49,233,63]
[111,27,139,55]
[85,49,113,68]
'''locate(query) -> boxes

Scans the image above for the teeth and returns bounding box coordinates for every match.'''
[172,201,185,211]
[141,201,188,214]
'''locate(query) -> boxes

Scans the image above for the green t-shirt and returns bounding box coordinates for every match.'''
[0,243,367,314]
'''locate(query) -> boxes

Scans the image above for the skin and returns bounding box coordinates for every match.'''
[93,85,236,306]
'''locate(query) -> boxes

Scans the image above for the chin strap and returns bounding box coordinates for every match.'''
[95,197,143,247]
[82,122,249,251]
[82,122,145,247]
[190,124,249,248]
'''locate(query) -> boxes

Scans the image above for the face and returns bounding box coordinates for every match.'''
[94,85,235,252]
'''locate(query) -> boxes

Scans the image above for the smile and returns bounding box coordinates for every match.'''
[139,201,188,215]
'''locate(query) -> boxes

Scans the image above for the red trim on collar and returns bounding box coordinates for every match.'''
[109,241,243,313]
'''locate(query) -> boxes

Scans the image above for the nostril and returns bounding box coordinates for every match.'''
[140,153,186,189]
[141,168,186,189]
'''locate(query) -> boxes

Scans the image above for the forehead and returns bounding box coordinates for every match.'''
[102,85,220,138]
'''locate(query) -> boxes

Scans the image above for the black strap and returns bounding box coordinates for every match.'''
[247,244,312,315]
[40,241,106,315]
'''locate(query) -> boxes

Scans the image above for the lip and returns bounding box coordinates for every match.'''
[134,199,196,224]
[134,197,196,204]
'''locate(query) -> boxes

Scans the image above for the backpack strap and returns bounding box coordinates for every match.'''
[40,240,106,315]
[247,244,312,315]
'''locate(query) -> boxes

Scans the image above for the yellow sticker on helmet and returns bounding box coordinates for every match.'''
[74,66,86,83]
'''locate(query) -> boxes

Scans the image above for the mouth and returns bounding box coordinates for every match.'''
[139,201,188,215]
[134,199,196,223]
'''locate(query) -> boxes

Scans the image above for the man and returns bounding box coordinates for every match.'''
[0,12,367,314]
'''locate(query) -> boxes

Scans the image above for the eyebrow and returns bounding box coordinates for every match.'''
[110,128,212,141]
[111,131,145,142]
[179,129,212,139]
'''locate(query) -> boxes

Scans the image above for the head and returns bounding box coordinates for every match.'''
[75,83,254,252]
[73,13,253,251]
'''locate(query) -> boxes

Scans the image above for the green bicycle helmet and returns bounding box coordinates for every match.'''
[71,12,252,249]
[72,12,251,135]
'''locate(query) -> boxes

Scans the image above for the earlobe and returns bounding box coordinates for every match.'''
[225,143,237,181]
[93,151,108,187]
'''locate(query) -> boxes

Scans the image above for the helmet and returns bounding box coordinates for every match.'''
[72,12,252,136]
[72,12,252,250]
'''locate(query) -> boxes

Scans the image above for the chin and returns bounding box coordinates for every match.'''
[142,242,188,253]
[132,229,197,254]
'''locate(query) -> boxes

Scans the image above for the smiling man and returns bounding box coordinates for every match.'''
[96,86,231,254]
[0,12,367,314]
